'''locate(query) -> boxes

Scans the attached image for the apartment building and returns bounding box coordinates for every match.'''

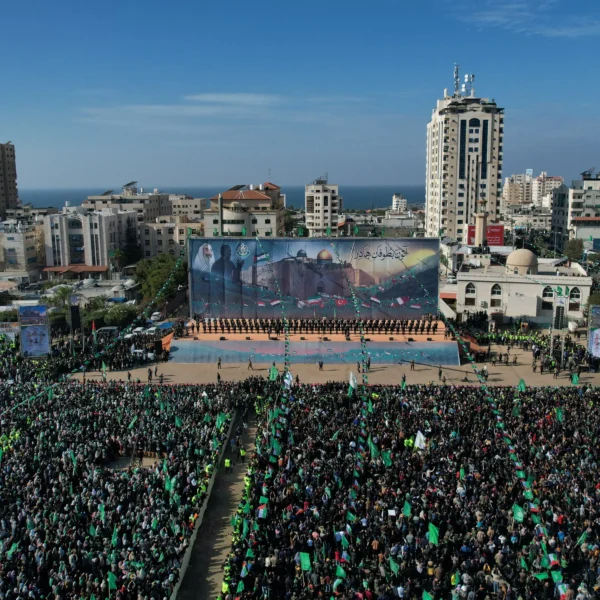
[82,182,171,223]
[169,195,206,221]
[140,216,202,258]
[204,182,285,237]
[305,177,343,237]
[0,142,19,218]
[425,66,504,242]
[0,220,45,283]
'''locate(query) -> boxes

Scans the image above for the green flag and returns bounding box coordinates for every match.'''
[300,552,311,571]
[368,398,374,413]
[403,501,412,517]
[333,578,344,591]
[326,227,332,236]
[381,451,392,467]
[107,571,118,590]
[89,524,97,537]
[428,522,439,545]
[423,592,434,600]
[577,531,587,546]
[520,557,528,570]
[389,557,399,575]
[572,373,579,385]
[353,225,359,235]
[236,581,245,593]
[367,435,379,459]
[551,570,563,583]
[242,519,249,539]
[246,548,255,558]
[336,565,347,578]
[175,416,182,427]
[99,504,105,522]
[111,526,118,547]
[128,416,138,430]
[269,365,278,381]
[513,504,525,523]
[101,361,107,373]
[401,380,406,391]
[517,379,526,392]
[534,572,549,580]
[297,225,304,237]
[346,511,357,522]
[48,388,54,401]
[331,430,341,441]
[556,407,564,422]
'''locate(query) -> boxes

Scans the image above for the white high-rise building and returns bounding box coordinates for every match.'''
[532,171,563,207]
[391,193,407,212]
[425,66,504,242]
[305,176,343,237]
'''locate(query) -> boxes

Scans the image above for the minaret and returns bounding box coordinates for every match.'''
[474,194,488,247]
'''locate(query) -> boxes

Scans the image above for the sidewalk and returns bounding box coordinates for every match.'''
[177,413,256,600]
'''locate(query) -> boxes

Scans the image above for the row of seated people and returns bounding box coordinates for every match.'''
[190,316,440,336]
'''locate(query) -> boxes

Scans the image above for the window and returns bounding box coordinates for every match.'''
[145,240,150,246]
[465,297,476,306]
[213,219,219,224]
[145,229,150,235]
[490,284,502,307]
[265,219,271,224]
[179,240,185,246]
[157,240,162,246]
[179,229,184,235]
[145,251,151,257]
[252,218,257,224]
[168,228,174,234]
[157,229,162,234]
[466,283,476,295]
[542,286,554,298]
[469,118,481,128]
[569,287,581,311]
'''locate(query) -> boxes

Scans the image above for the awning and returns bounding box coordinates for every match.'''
[157,321,176,330]
[440,292,457,300]
[43,265,108,273]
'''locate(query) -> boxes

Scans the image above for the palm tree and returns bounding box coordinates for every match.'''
[50,285,75,310]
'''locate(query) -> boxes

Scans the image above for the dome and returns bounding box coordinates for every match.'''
[506,249,538,275]
[296,249,307,258]
[316,249,333,264]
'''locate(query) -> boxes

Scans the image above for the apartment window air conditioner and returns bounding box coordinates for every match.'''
[479,300,487,308]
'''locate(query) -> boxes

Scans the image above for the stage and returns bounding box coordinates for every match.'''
[169,334,460,366]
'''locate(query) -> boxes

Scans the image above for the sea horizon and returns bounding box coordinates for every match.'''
[17,184,426,212]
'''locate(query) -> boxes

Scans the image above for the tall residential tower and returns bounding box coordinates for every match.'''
[425,66,504,243]
[0,142,19,219]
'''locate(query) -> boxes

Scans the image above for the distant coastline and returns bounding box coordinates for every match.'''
[17,185,426,212]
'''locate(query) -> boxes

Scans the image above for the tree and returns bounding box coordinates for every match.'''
[104,304,138,328]
[588,291,600,307]
[48,286,75,310]
[283,210,297,234]
[564,239,584,265]
[134,254,187,301]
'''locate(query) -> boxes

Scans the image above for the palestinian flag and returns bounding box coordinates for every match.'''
[258,504,268,518]
[255,253,268,264]
[361,302,371,308]
[409,304,422,310]
[307,297,321,306]
[370,296,381,305]
[396,296,409,306]
[257,301,266,307]
[270,300,281,306]
[92,320,97,345]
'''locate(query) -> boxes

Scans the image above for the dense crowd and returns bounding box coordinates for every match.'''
[222,382,600,600]
[0,375,259,600]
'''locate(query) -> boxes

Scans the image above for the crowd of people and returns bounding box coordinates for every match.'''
[221,381,600,600]
[0,372,261,600]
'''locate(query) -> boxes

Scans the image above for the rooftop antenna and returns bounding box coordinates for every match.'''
[268,167,271,181]
[454,63,460,96]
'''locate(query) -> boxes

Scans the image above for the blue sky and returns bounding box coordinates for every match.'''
[2,0,599,188]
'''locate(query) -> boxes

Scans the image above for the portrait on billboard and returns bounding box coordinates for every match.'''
[189,238,439,319]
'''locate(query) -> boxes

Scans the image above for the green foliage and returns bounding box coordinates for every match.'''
[0,310,18,323]
[134,254,186,301]
[588,291,600,307]
[564,239,583,263]
[48,286,75,309]
[104,304,138,328]
[283,210,297,234]
[82,309,107,329]
[49,309,67,325]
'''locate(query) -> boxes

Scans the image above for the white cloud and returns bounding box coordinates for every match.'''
[182,93,283,106]
[451,0,600,38]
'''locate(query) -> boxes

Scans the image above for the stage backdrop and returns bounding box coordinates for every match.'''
[189,238,439,319]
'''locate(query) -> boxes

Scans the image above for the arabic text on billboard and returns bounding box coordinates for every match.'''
[0,322,18,340]
[588,306,600,358]
[189,238,439,319]
[18,305,48,326]
[467,225,505,246]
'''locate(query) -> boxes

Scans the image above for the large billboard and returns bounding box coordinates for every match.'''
[589,306,600,358]
[18,305,50,357]
[467,224,505,246]
[189,238,439,319]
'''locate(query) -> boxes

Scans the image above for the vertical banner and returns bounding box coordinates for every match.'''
[18,305,50,357]
[189,238,439,319]
[588,306,600,358]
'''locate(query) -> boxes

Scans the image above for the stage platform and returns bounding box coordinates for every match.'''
[169,336,460,366]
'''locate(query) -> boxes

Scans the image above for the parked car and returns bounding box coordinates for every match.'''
[144,327,158,336]
[150,312,162,322]
[133,327,145,334]
[446,275,457,284]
